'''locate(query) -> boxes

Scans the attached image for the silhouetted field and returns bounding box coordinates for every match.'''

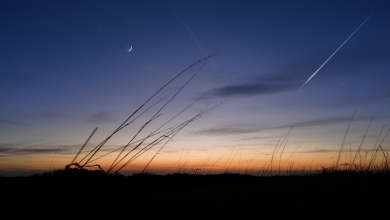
[1,169,389,219]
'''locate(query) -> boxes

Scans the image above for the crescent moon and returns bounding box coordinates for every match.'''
[127,45,132,52]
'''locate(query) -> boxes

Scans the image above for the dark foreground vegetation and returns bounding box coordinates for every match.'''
[1,169,389,219]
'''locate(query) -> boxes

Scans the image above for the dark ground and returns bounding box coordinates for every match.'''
[1,172,389,219]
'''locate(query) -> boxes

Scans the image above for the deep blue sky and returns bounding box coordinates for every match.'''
[1,0,390,175]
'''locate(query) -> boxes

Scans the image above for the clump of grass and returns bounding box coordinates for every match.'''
[61,55,219,175]
[33,168,124,178]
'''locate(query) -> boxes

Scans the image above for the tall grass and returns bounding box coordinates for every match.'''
[36,57,389,179]
[61,55,225,175]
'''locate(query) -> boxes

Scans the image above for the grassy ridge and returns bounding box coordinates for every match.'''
[1,170,389,219]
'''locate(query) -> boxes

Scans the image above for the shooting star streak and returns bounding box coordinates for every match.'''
[299,14,372,90]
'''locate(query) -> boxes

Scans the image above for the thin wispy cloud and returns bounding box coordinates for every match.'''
[210,81,299,98]
[194,115,372,136]
[240,136,274,140]
[88,112,112,124]
[298,148,337,154]
[0,118,25,125]
[0,144,70,158]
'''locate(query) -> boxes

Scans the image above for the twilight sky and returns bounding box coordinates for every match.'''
[1,0,390,176]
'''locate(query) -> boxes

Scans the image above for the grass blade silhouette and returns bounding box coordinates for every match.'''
[108,57,211,171]
[81,55,213,167]
[70,127,97,166]
[48,145,61,171]
[335,110,356,170]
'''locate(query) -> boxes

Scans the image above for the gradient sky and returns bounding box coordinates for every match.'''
[1,0,390,176]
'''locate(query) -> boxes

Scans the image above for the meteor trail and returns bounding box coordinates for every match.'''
[299,14,372,90]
